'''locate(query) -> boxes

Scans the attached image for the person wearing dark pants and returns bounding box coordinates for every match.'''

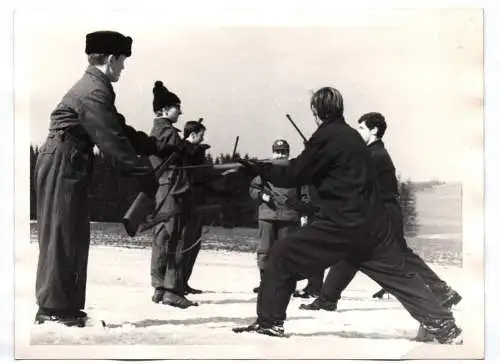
[299,112,461,341]
[250,139,302,293]
[292,215,324,298]
[182,211,203,294]
[33,31,177,327]
[233,87,462,344]
[180,120,212,295]
[149,82,206,309]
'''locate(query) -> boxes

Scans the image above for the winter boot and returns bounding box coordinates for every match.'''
[152,287,166,303]
[299,297,338,311]
[162,290,199,309]
[419,319,463,344]
[34,307,88,328]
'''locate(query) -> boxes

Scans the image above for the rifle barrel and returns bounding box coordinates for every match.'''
[285,114,308,142]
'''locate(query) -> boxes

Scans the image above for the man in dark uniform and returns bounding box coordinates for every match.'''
[299,112,462,339]
[34,31,173,327]
[149,81,209,308]
[233,87,462,344]
[249,139,303,293]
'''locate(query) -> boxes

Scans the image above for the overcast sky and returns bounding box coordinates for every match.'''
[16,8,482,182]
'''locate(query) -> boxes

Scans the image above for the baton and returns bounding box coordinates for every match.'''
[285,114,308,143]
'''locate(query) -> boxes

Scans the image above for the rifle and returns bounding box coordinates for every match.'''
[123,150,183,237]
[123,128,199,237]
[123,132,242,237]
[135,200,256,233]
[286,114,308,143]
[249,182,318,215]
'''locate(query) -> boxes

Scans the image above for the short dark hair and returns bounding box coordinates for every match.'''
[310,87,344,121]
[183,121,206,139]
[87,53,122,65]
[358,112,387,139]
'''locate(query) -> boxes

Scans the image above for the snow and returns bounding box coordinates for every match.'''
[15,244,483,360]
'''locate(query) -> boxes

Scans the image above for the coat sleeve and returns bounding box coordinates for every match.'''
[154,125,182,151]
[258,133,331,188]
[117,113,160,156]
[80,89,154,179]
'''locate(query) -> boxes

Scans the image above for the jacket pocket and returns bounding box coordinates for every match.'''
[62,142,90,180]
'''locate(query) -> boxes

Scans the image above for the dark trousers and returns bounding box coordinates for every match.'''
[321,205,446,302]
[151,189,189,294]
[301,271,324,294]
[257,220,298,271]
[256,214,453,326]
[35,135,92,310]
[182,212,203,287]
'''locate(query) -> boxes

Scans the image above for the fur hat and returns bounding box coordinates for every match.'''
[85,31,133,57]
[153,81,181,112]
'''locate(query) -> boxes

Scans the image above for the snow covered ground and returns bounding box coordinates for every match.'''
[15,243,483,360]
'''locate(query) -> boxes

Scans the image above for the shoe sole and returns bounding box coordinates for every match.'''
[299,304,336,311]
[256,328,289,338]
[162,301,199,309]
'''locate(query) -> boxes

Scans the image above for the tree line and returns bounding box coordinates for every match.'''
[29,145,419,236]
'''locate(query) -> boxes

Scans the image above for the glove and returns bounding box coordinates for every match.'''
[261,193,271,203]
[199,143,211,151]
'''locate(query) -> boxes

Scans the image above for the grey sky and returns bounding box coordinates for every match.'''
[17,9,482,182]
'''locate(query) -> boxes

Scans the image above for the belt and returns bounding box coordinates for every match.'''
[48,128,93,154]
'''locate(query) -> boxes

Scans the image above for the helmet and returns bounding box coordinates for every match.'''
[272,139,290,154]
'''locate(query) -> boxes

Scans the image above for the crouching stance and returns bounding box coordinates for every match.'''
[299,112,462,341]
[232,87,462,344]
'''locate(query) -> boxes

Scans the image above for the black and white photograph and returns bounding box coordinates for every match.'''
[11,5,485,360]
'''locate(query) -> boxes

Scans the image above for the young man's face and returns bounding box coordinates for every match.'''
[107,55,127,82]
[357,121,377,145]
[191,130,205,144]
[163,104,182,122]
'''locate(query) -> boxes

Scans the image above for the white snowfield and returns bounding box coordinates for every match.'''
[15,244,483,360]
